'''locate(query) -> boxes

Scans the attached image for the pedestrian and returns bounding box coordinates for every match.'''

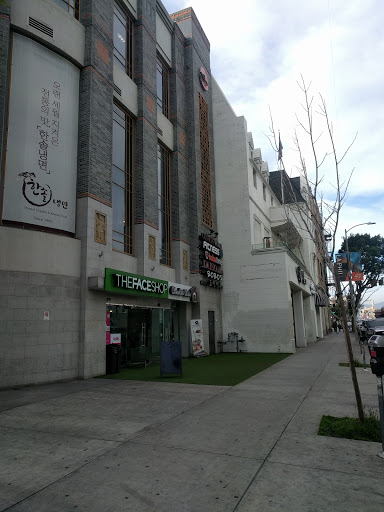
[332,320,338,333]
[338,321,342,332]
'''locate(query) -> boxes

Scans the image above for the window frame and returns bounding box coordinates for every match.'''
[53,0,80,20]
[113,1,134,79]
[156,55,170,119]
[112,102,134,255]
[157,143,172,267]
[253,169,257,188]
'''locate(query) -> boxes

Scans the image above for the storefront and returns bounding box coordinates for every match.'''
[104,269,197,366]
[106,304,177,366]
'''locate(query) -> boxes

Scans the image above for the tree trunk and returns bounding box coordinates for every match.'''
[334,263,365,423]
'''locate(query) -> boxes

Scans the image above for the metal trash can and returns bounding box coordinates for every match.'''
[106,344,121,374]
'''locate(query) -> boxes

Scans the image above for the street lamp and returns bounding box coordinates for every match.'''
[345,222,376,332]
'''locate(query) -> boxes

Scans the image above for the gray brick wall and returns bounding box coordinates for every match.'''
[77,0,114,205]
[177,12,218,273]
[0,270,80,388]
[170,24,188,241]
[134,0,158,227]
[0,5,10,218]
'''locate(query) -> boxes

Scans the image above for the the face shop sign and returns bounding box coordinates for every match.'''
[104,269,168,298]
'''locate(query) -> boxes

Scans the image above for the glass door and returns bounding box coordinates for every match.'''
[106,304,177,365]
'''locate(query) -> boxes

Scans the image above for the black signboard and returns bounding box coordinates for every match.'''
[199,233,223,289]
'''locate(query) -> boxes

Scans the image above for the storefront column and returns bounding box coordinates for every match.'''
[292,290,306,347]
[304,295,316,343]
[316,308,324,338]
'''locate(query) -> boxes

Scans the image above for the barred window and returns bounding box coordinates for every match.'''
[156,56,169,118]
[199,93,213,228]
[112,103,134,254]
[53,0,80,20]
[114,1,134,78]
[158,144,171,266]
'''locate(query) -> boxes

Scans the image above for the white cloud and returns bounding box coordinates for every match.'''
[164,0,384,292]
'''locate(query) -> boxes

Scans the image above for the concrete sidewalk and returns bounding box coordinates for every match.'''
[1,333,383,511]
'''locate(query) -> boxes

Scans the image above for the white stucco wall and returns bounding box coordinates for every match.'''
[212,77,318,354]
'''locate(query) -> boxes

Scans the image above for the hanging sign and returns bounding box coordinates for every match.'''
[3,34,79,233]
[199,233,223,289]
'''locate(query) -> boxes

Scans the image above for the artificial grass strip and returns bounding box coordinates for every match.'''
[339,360,367,368]
[100,352,291,386]
[318,415,381,443]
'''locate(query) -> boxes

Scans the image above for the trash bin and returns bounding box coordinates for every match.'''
[106,344,121,374]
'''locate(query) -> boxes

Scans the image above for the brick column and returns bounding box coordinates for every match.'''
[133,0,158,269]
[77,0,114,379]
[0,4,11,211]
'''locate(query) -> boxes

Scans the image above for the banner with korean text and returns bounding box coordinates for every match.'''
[2,34,79,233]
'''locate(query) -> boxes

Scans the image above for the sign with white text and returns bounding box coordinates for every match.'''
[104,269,168,298]
[2,34,79,232]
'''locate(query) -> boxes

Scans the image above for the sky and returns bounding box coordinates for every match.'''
[163,0,384,306]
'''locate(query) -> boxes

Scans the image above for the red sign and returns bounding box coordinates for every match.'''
[352,272,364,281]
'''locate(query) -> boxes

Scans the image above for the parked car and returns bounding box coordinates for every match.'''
[360,319,384,341]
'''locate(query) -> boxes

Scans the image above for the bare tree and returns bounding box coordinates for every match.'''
[268,76,364,423]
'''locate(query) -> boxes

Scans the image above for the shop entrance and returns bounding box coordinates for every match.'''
[107,304,177,366]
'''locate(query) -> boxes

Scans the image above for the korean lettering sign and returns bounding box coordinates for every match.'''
[199,233,223,289]
[2,34,79,233]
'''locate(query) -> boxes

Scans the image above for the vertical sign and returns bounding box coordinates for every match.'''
[190,319,205,356]
[2,34,79,233]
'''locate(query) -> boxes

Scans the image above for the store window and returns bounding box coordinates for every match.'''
[112,103,134,254]
[114,1,134,78]
[158,144,171,266]
[156,56,169,118]
[53,0,80,20]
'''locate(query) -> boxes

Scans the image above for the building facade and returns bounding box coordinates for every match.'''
[212,78,328,352]
[0,0,222,388]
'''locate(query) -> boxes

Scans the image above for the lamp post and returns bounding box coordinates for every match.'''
[345,222,376,333]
